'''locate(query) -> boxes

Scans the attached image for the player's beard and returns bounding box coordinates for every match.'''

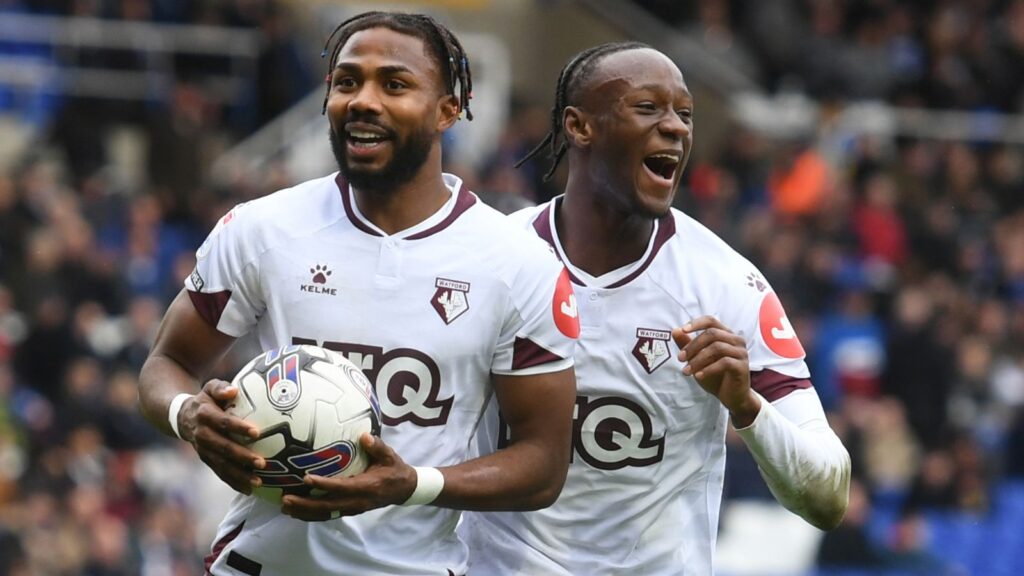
[329,124,433,195]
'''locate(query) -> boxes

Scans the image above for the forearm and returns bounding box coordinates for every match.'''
[431,437,567,511]
[138,290,238,437]
[735,388,851,530]
[138,353,204,437]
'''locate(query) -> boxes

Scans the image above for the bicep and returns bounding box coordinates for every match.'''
[150,289,237,379]
[492,367,576,446]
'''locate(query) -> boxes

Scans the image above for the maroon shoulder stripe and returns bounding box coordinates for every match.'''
[511,336,565,370]
[204,522,245,575]
[188,289,231,328]
[750,369,812,402]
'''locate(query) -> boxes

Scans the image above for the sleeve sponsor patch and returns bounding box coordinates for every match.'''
[552,268,580,339]
[758,292,805,359]
[189,268,205,291]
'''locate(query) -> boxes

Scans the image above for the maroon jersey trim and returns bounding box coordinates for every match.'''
[204,522,244,575]
[406,188,478,240]
[531,204,584,285]
[511,336,565,370]
[335,173,478,240]
[188,289,231,328]
[751,369,812,402]
[336,173,383,237]
[606,213,676,289]
[532,199,676,288]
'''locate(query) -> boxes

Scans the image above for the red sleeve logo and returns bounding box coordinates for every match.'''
[758,292,805,359]
[552,268,580,339]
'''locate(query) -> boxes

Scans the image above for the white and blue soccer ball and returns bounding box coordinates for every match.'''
[225,344,381,504]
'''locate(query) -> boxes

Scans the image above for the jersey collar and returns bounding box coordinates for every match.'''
[335,172,477,240]
[532,196,676,289]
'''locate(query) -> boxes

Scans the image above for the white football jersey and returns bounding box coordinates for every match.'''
[464,198,813,575]
[186,174,578,576]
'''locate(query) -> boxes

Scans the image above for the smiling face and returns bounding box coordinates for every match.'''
[567,48,693,218]
[326,27,458,193]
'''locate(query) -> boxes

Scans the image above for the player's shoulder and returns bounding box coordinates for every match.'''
[219,174,342,245]
[648,208,765,312]
[667,208,755,275]
[235,174,340,227]
[505,202,549,231]
[463,195,555,257]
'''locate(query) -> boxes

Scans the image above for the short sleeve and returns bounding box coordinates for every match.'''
[184,203,265,337]
[491,252,579,376]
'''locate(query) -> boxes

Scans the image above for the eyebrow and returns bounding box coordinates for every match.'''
[636,83,692,96]
[333,62,415,76]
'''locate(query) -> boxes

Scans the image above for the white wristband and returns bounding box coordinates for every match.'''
[401,466,444,506]
[168,393,193,440]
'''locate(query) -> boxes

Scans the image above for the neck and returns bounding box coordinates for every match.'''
[558,174,656,277]
[351,147,451,235]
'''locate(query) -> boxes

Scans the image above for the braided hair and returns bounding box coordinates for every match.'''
[319,11,473,121]
[517,41,651,181]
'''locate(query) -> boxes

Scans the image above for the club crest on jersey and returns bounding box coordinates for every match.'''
[264,347,302,410]
[300,264,337,296]
[432,278,470,325]
[632,328,672,374]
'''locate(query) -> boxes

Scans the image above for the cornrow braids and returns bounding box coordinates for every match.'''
[516,41,651,181]
[319,11,474,120]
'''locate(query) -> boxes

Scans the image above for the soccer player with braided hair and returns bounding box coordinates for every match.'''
[463,42,851,575]
[139,11,580,575]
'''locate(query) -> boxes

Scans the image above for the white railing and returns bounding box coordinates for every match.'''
[0,13,261,101]
[732,93,1024,145]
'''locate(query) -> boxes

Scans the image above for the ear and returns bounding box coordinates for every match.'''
[436,94,460,131]
[563,106,592,148]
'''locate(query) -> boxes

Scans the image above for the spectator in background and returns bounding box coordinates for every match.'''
[884,284,953,448]
[767,141,832,219]
[816,479,886,570]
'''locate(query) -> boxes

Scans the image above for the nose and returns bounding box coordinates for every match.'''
[659,112,690,141]
[348,82,384,116]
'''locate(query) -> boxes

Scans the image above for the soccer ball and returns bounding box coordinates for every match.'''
[225,344,381,504]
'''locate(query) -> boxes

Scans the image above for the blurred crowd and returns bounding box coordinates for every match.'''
[0,1,1023,575]
[635,0,1024,112]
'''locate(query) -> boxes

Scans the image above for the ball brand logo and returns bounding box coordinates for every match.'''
[301,264,337,296]
[342,362,381,423]
[256,440,357,487]
[632,328,671,374]
[263,346,302,410]
[431,278,470,325]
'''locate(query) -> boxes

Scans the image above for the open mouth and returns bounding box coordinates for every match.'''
[642,152,681,181]
[347,129,390,149]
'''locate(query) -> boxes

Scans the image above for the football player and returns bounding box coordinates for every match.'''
[463,43,851,575]
[138,12,579,576]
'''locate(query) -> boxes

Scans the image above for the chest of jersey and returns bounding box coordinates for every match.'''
[563,279,723,475]
[254,232,504,434]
